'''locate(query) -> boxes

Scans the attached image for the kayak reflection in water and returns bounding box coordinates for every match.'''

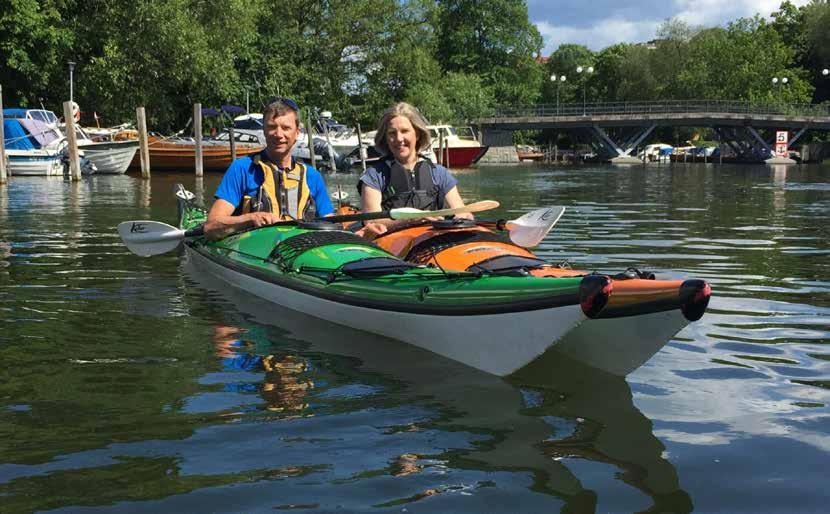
[357,102,472,230]
[214,325,312,415]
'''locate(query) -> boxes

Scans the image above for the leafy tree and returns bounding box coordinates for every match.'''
[0,0,74,106]
[543,44,594,104]
[434,0,543,105]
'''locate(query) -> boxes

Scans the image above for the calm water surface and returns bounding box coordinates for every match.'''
[1,163,828,513]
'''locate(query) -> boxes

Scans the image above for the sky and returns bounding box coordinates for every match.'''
[528,0,811,55]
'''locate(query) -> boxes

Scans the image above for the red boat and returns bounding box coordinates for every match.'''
[428,124,489,167]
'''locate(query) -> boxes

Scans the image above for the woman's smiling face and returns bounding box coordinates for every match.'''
[386,115,418,167]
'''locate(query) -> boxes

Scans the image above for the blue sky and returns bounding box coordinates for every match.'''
[528,0,811,55]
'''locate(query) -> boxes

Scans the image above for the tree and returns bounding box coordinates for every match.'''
[0,0,74,106]
[434,0,543,105]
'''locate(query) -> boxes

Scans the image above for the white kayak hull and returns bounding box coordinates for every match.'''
[187,247,590,376]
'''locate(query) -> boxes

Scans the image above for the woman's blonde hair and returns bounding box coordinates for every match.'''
[374,102,432,156]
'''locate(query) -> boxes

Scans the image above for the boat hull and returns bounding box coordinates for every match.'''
[80,140,139,174]
[186,245,589,376]
[371,222,710,374]
[433,146,489,167]
[128,138,263,172]
[5,150,64,176]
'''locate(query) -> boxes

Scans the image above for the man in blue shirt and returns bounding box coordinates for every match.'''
[204,98,334,240]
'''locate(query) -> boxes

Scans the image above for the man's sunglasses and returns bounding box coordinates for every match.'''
[268,97,299,112]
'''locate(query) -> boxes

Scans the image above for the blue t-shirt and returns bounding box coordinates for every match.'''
[215,152,333,216]
[358,159,458,200]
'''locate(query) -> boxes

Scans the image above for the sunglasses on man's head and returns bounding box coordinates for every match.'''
[268,97,299,112]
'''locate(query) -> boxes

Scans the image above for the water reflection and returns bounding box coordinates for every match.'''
[181,259,691,512]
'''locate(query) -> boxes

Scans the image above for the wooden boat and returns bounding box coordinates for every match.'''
[128,136,263,172]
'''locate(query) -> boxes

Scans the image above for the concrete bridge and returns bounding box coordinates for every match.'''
[474,100,830,164]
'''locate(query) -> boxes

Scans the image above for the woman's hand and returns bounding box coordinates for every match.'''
[356,222,388,239]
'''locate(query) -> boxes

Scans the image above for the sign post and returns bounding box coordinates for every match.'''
[775,131,788,158]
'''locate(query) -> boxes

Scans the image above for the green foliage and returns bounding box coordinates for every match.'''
[2,0,829,133]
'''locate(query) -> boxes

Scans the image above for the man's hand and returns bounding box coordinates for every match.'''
[248,211,280,227]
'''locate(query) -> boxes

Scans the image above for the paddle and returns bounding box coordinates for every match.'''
[118,200,500,257]
[503,206,565,248]
[476,206,565,248]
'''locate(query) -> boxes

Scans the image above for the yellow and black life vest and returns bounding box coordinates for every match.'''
[239,155,315,220]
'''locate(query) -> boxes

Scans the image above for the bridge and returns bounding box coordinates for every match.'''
[473,100,830,164]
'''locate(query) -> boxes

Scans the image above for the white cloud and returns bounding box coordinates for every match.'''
[672,0,811,28]
[533,0,814,56]
[537,18,661,54]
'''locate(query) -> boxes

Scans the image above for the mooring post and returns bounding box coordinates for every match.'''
[306,112,316,170]
[229,123,236,162]
[356,123,367,172]
[0,85,7,183]
[62,101,82,180]
[194,103,203,177]
[136,107,150,178]
[439,132,444,167]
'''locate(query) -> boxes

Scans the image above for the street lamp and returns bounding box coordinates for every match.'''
[576,65,594,115]
[822,69,829,77]
[772,76,789,112]
[68,61,76,103]
[550,74,566,115]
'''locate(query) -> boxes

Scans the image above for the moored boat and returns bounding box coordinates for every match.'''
[2,116,65,176]
[428,124,489,167]
[128,136,263,172]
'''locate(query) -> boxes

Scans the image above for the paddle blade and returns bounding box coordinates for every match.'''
[389,200,500,220]
[505,206,565,247]
[117,221,186,257]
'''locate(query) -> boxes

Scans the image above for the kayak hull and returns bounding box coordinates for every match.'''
[186,245,589,376]
[370,221,711,373]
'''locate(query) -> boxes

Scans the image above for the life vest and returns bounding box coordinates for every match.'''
[238,154,316,220]
[367,159,443,211]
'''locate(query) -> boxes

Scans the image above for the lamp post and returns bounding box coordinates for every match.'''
[68,61,76,103]
[576,65,594,115]
[772,76,789,113]
[550,74,566,115]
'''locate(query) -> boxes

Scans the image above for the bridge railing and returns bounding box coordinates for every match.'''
[489,100,830,118]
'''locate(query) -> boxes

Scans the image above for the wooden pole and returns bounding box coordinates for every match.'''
[194,103,203,177]
[0,85,7,184]
[136,107,150,178]
[439,132,444,167]
[356,123,366,172]
[445,136,450,168]
[229,124,237,162]
[306,111,316,170]
[62,101,81,180]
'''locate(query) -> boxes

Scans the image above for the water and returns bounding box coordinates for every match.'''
[1,163,828,513]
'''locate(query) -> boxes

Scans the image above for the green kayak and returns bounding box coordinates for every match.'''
[165,187,611,376]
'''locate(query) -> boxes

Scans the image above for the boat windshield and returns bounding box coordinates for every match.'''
[456,126,477,141]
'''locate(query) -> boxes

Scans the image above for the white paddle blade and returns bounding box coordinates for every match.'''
[117,221,186,257]
[331,190,349,200]
[175,189,196,202]
[505,206,565,247]
[390,200,500,220]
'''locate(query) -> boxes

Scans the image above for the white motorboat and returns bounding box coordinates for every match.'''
[2,115,66,176]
